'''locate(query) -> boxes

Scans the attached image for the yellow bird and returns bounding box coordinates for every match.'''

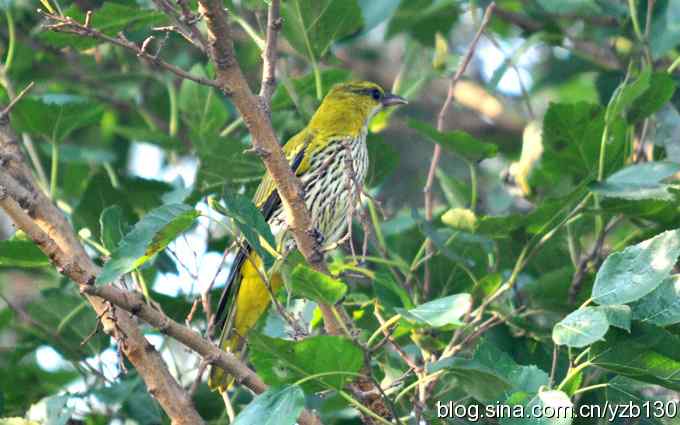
[209,81,407,391]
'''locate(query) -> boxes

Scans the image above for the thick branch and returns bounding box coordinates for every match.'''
[0,104,321,424]
[0,114,204,425]
[195,2,390,422]
[81,284,321,425]
[196,0,337,330]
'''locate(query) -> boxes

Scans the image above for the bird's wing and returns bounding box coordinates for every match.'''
[211,128,312,333]
[252,128,313,216]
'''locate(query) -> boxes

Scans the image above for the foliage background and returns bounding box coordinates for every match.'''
[1,0,680,424]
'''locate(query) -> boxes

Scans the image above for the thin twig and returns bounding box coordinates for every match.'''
[151,0,207,51]
[494,6,621,70]
[568,216,621,303]
[485,32,534,119]
[40,12,222,90]
[373,305,421,373]
[422,2,496,298]
[175,0,208,51]
[0,81,34,120]
[549,344,559,388]
[634,118,651,163]
[189,359,210,396]
[258,0,281,110]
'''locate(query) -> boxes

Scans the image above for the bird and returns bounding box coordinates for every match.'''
[208,81,407,392]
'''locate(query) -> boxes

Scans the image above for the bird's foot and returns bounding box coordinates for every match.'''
[307,227,325,246]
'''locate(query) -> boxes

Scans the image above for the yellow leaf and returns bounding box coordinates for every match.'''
[432,32,448,71]
[39,0,55,14]
[441,208,478,232]
[505,121,543,196]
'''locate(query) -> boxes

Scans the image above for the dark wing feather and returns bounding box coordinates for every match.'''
[210,146,308,334]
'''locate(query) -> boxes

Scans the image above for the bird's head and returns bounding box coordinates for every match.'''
[310,81,407,136]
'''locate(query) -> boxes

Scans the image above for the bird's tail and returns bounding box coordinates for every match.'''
[208,252,282,392]
[207,333,243,392]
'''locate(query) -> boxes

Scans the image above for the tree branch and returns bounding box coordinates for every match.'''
[195,1,391,422]
[494,6,621,70]
[0,113,205,425]
[151,0,208,52]
[422,2,495,298]
[40,11,221,90]
[195,0,337,331]
[258,0,281,109]
[80,284,321,425]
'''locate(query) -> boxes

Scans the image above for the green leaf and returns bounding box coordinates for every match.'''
[289,264,347,304]
[594,304,631,332]
[552,307,609,348]
[655,105,680,162]
[412,208,476,266]
[590,322,680,391]
[427,357,512,402]
[0,238,49,268]
[249,334,363,392]
[536,0,602,14]
[40,4,167,50]
[523,267,586,311]
[210,192,276,269]
[11,95,103,142]
[92,375,162,424]
[592,229,680,305]
[178,64,229,137]
[630,274,680,326]
[0,361,78,418]
[232,386,305,425]
[408,118,498,161]
[195,136,264,194]
[99,206,126,253]
[97,204,199,284]
[474,339,549,398]
[38,142,116,164]
[358,0,401,32]
[541,102,626,180]
[500,390,573,425]
[590,161,680,201]
[627,72,677,123]
[542,101,600,166]
[73,173,171,241]
[113,126,181,149]
[373,272,414,312]
[397,293,471,328]
[366,134,399,188]
[607,68,651,122]
[281,0,363,61]
[437,170,470,208]
[649,0,680,59]
[606,376,672,425]
[386,0,459,46]
[476,186,588,238]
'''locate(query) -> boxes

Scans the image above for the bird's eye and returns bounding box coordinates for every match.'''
[370,89,382,101]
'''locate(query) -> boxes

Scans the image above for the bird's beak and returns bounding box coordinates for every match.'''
[381,93,408,107]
